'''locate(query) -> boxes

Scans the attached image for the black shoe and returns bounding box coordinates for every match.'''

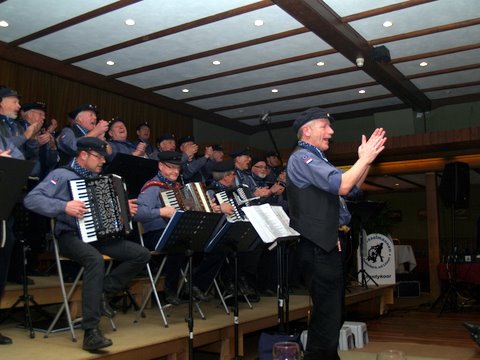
[165,290,182,306]
[101,293,116,318]
[0,333,12,345]
[82,328,112,351]
[464,322,480,334]
[191,286,213,302]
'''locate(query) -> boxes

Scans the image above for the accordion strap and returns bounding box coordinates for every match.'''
[140,179,180,193]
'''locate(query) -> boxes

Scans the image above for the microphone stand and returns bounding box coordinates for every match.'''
[260,114,283,166]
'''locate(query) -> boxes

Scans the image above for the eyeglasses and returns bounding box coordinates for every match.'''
[87,152,105,161]
[162,162,181,171]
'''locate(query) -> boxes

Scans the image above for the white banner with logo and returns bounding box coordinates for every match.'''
[357,233,396,285]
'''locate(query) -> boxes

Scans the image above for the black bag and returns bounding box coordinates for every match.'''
[258,332,302,360]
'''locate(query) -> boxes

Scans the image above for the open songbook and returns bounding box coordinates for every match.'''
[241,204,299,245]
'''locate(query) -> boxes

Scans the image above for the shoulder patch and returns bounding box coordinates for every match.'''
[301,154,313,165]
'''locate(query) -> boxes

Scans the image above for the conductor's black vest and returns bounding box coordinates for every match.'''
[287,176,339,252]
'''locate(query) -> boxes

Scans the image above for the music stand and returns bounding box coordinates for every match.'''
[205,220,259,360]
[155,210,223,360]
[104,153,158,198]
[0,158,40,338]
[346,201,385,289]
[271,236,299,334]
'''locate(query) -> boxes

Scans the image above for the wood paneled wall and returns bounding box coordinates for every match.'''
[0,59,193,142]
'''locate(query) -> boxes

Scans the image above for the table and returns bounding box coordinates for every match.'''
[394,245,417,274]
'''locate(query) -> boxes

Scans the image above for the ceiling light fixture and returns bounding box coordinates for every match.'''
[254,19,264,27]
[125,19,135,26]
[358,89,366,94]
[271,89,279,93]
[106,60,115,66]
[356,57,364,67]
[419,61,428,67]
[0,20,9,27]
[212,60,221,65]
[316,61,325,67]
[383,20,393,28]
[182,88,189,93]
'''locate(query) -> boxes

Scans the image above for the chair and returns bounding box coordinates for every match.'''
[45,219,116,342]
[133,222,171,327]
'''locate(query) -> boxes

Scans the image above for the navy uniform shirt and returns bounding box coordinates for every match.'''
[134,173,173,233]
[0,134,25,160]
[23,167,83,236]
[107,139,138,161]
[57,124,88,158]
[287,146,359,226]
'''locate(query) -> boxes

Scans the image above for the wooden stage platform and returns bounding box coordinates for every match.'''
[0,277,394,359]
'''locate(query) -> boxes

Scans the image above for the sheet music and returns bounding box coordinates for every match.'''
[241,204,299,244]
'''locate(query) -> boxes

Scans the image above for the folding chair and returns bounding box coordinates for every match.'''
[133,222,171,327]
[45,219,116,341]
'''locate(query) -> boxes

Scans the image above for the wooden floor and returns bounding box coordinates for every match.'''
[1,278,480,360]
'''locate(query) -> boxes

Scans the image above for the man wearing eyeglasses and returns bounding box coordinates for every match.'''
[57,104,110,165]
[24,137,150,352]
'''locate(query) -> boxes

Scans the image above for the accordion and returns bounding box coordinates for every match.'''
[215,185,258,222]
[69,174,132,243]
[160,182,213,212]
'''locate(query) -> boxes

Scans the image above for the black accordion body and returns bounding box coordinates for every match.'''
[69,174,132,243]
[215,185,257,222]
[160,182,213,212]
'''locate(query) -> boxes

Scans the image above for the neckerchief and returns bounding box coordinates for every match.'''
[297,140,330,163]
[0,115,18,136]
[69,158,97,179]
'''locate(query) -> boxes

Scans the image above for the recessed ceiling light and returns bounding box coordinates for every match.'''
[419,61,428,67]
[106,60,115,66]
[254,19,264,27]
[125,19,135,26]
[271,89,279,93]
[0,20,8,27]
[212,60,221,65]
[358,89,366,94]
[394,183,400,186]
[316,61,325,67]
[383,21,393,28]
[182,89,189,93]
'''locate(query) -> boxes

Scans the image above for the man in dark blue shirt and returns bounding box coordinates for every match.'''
[287,107,386,360]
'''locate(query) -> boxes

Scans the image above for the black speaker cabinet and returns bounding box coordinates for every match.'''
[373,45,391,63]
[439,162,470,208]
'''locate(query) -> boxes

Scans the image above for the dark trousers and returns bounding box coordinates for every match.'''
[0,218,15,299]
[58,232,150,330]
[297,238,344,360]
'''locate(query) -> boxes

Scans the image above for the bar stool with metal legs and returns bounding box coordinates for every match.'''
[45,219,116,342]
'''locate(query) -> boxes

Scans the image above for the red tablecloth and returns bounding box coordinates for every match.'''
[438,262,480,285]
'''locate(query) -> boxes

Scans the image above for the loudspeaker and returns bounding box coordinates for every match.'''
[439,162,470,208]
[373,46,391,63]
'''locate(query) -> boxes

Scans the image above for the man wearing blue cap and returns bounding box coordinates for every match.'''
[57,104,109,165]
[287,107,387,360]
[24,137,150,351]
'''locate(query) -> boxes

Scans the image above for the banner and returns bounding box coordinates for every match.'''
[357,233,396,285]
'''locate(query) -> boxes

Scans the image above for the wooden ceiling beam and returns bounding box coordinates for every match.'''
[272,0,431,112]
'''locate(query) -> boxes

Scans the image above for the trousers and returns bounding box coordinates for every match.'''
[297,238,344,360]
[58,232,150,329]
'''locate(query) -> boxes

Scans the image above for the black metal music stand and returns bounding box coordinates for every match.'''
[346,201,385,289]
[104,153,158,198]
[205,220,259,360]
[0,157,39,338]
[271,236,299,334]
[155,210,223,360]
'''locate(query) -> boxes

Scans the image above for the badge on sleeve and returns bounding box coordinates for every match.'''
[301,154,313,165]
[50,177,58,185]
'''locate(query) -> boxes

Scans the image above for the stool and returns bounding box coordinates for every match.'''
[338,326,354,351]
[300,329,308,350]
[343,321,368,348]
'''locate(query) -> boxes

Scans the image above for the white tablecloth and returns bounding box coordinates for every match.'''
[394,245,417,274]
